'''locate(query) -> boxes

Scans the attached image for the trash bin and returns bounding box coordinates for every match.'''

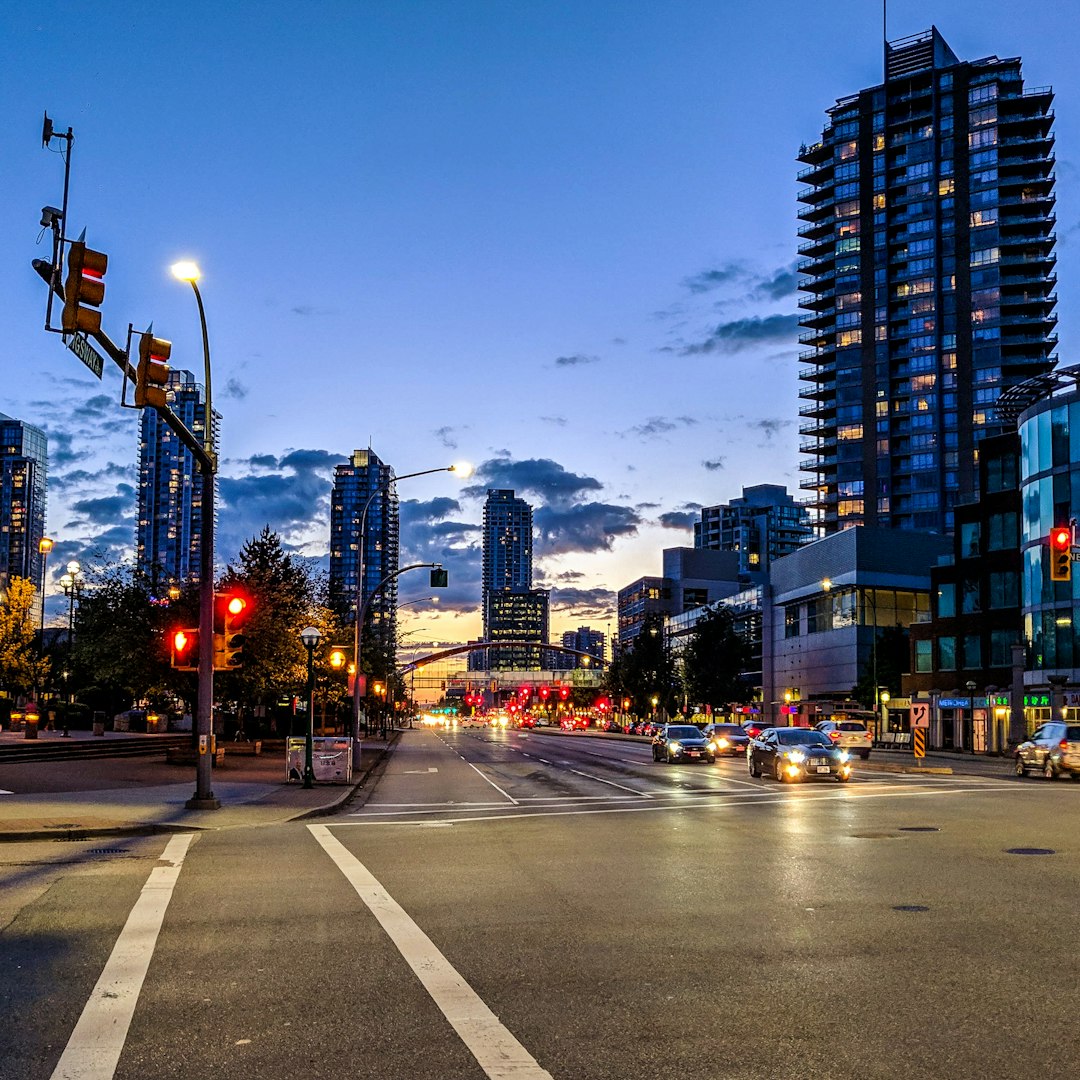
[24,718,39,739]
[93,710,107,737]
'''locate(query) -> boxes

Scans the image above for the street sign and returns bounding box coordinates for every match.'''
[913,728,926,759]
[65,331,105,379]
[910,702,930,729]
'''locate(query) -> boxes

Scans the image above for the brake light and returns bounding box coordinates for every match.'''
[1060,739,1069,751]
[828,731,841,740]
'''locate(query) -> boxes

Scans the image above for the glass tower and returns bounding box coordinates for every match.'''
[136,370,217,589]
[0,413,48,616]
[798,27,1057,535]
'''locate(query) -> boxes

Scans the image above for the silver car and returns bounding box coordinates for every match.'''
[1015,722,1080,779]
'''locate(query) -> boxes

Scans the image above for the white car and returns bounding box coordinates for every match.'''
[814,719,873,760]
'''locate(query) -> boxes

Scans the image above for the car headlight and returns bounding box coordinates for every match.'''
[785,750,806,764]
[838,750,850,762]
[669,742,681,753]
[717,738,729,748]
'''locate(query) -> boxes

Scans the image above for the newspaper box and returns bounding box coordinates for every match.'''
[286,736,353,783]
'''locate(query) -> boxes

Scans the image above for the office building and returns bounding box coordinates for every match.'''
[0,413,48,619]
[485,588,550,671]
[329,449,399,640]
[694,484,812,574]
[136,370,218,589]
[798,27,1057,535]
[559,626,606,669]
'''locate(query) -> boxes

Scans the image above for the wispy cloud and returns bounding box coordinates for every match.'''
[676,313,799,356]
[554,353,600,367]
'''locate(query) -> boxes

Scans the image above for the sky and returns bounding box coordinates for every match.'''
[3,1,1079,644]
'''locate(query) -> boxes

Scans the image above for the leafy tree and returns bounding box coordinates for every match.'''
[604,613,678,716]
[0,577,49,697]
[680,606,752,710]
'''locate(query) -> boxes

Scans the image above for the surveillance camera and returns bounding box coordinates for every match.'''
[40,206,63,228]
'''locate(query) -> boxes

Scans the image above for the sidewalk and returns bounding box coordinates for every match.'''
[0,732,395,842]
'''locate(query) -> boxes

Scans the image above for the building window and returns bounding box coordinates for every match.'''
[785,607,800,638]
[989,629,1017,667]
[915,639,933,673]
[962,634,982,670]
[988,571,1019,609]
[938,636,957,670]
[960,522,981,558]
[937,583,956,619]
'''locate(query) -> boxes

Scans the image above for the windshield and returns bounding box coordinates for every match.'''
[712,725,743,735]
[666,727,703,740]
[776,729,831,747]
[837,722,867,732]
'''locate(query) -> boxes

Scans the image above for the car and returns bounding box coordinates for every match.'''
[1015,722,1080,779]
[652,724,716,764]
[516,715,537,728]
[703,722,750,756]
[741,720,771,739]
[815,718,873,760]
[747,726,853,782]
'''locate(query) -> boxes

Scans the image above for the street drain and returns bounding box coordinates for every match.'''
[893,905,930,912]
[1006,847,1055,856]
[899,826,940,832]
[852,832,902,839]
[87,848,131,855]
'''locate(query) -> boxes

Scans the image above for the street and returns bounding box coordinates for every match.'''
[2,727,1079,1079]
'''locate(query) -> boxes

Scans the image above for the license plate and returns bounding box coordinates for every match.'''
[688,751,699,757]
[816,766,831,774]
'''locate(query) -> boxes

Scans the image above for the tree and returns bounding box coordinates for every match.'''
[680,606,752,710]
[0,577,48,697]
[604,613,678,715]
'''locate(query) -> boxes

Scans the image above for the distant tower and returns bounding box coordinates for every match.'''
[694,484,812,574]
[798,27,1057,534]
[136,370,218,589]
[480,489,548,669]
[0,412,48,620]
[561,626,606,668]
[329,449,399,639]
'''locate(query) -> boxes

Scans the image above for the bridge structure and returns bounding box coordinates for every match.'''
[397,640,607,707]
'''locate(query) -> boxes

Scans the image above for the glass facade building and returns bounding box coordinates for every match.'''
[798,28,1057,535]
[0,413,48,617]
[329,449,399,638]
[136,370,217,589]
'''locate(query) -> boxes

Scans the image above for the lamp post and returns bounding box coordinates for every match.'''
[172,260,220,810]
[350,463,470,768]
[300,626,321,788]
[59,561,82,642]
[37,537,53,654]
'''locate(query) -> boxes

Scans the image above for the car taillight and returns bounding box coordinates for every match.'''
[1060,739,1069,751]
[829,731,841,740]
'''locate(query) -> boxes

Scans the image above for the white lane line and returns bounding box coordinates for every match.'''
[353,795,652,818]
[360,801,509,808]
[564,768,653,797]
[49,833,194,1080]
[458,754,519,805]
[310,825,554,1080]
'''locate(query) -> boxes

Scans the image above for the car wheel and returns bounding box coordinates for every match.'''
[1044,758,1056,780]
[836,771,850,783]
[749,756,761,778]
[707,755,716,764]
[1015,756,1026,777]
[774,759,785,783]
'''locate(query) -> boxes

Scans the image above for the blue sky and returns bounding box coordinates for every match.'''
[3,1,1078,642]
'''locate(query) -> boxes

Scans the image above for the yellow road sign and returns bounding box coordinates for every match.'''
[913,728,926,759]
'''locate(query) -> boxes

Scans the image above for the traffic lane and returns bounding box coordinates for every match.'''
[331,780,1065,1080]
[117,822,490,1080]
[0,835,176,1080]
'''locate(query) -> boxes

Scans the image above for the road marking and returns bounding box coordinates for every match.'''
[0,789,13,795]
[564,767,653,797]
[458,754,519,805]
[310,825,554,1080]
[49,833,193,1080]
[403,767,440,773]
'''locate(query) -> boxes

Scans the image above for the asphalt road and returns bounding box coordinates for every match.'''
[2,726,1078,1080]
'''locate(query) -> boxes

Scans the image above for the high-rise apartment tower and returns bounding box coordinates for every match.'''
[798,27,1057,534]
[0,413,48,620]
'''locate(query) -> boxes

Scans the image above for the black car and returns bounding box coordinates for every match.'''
[703,722,750,756]
[747,726,852,783]
[652,724,716,764]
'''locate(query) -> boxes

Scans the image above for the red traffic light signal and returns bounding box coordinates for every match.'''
[135,332,172,409]
[558,685,570,700]
[539,686,550,700]
[213,592,252,669]
[62,240,107,335]
[171,627,199,670]
[1050,527,1074,582]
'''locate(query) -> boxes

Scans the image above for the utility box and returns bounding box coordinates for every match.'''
[286,736,353,783]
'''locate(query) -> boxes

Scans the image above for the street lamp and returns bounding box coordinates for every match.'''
[59,560,82,644]
[37,537,53,653]
[300,626,322,788]
[350,463,470,766]
[172,259,220,810]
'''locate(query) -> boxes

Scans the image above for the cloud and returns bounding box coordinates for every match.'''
[68,488,136,527]
[625,415,698,439]
[549,586,616,616]
[540,416,568,427]
[752,263,799,301]
[750,418,793,441]
[434,426,458,449]
[682,262,751,294]
[222,377,248,400]
[703,458,725,471]
[677,313,799,356]
[50,461,133,493]
[659,510,697,530]
[535,502,641,555]
[554,353,600,367]
[463,458,603,506]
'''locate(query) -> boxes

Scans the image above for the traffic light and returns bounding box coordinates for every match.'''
[1049,526,1074,582]
[135,332,172,409]
[558,685,570,701]
[430,567,448,588]
[214,592,251,669]
[171,628,199,671]
[61,240,107,334]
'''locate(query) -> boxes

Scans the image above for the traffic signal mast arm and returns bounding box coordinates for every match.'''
[32,257,214,475]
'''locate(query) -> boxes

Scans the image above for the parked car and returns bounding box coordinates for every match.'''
[652,724,716,764]
[747,726,852,783]
[1015,722,1080,779]
[815,719,873,760]
[703,722,750,756]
